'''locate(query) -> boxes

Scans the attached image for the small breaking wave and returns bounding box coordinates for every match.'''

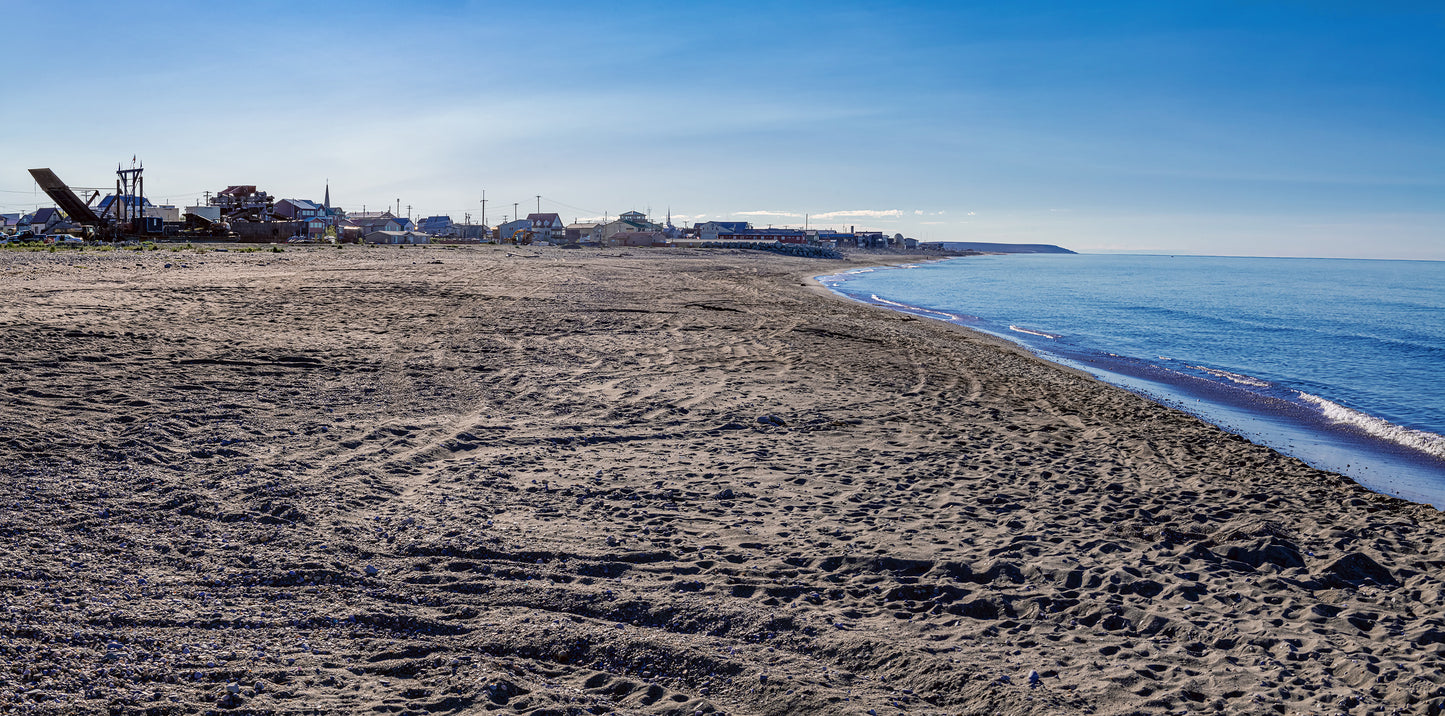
[869,295,959,321]
[1192,365,1273,388]
[1299,392,1445,460]
[1009,325,1061,340]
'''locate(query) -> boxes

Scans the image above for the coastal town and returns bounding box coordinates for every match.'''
[1,165,937,251]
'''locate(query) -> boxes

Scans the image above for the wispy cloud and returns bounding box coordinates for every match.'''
[809,209,903,220]
[736,210,803,218]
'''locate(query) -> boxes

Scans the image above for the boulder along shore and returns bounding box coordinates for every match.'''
[1,245,1442,715]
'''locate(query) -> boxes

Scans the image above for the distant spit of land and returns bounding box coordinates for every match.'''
[941,241,1077,254]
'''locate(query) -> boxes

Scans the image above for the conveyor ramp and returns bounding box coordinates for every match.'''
[27,168,102,225]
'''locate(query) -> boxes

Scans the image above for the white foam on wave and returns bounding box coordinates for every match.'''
[1191,365,1272,389]
[869,295,958,321]
[1299,392,1445,459]
[1009,325,1060,340]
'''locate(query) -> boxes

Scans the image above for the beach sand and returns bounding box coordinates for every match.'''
[1,244,1442,715]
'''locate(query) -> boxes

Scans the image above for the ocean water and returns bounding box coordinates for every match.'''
[819,254,1445,509]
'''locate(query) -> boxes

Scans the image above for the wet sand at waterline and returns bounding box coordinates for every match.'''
[1,244,1442,715]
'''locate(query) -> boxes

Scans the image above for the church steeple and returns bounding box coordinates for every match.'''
[323,181,330,211]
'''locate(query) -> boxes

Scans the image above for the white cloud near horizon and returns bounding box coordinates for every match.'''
[809,209,904,220]
[735,210,803,218]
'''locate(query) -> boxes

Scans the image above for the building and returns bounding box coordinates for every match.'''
[855,231,887,248]
[609,230,667,247]
[565,222,601,243]
[185,206,222,223]
[696,221,750,241]
[725,228,809,244]
[418,216,453,235]
[441,224,489,241]
[597,210,663,242]
[21,208,67,234]
[336,219,363,242]
[144,205,182,223]
[211,186,273,221]
[304,215,335,239]
[525,213,564,242]
[273,199,323,220]
[350,216,403,234]
[496,219,531,240]
[232,220,305,243]
[94,195,154,221]
[364,230,430,245]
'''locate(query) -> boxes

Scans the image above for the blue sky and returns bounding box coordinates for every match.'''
[2,0,1441,258]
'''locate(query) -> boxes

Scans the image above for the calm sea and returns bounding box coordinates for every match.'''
[820,254,1445,509]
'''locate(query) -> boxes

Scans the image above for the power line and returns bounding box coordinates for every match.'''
[538,195,603,218]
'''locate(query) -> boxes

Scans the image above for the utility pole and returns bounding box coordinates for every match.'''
[480,190,487,227]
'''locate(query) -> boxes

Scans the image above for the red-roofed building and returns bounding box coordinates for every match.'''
[526,213,564,242]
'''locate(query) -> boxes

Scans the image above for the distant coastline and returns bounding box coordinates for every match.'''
[937,241,1076,254]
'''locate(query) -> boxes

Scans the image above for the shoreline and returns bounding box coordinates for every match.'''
[818,256,1445,511]
[2,245,1443,715]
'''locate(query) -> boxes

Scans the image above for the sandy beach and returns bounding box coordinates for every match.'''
[1,243,1442,715]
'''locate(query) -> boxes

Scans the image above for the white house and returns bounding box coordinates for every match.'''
[525,213,565,242]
